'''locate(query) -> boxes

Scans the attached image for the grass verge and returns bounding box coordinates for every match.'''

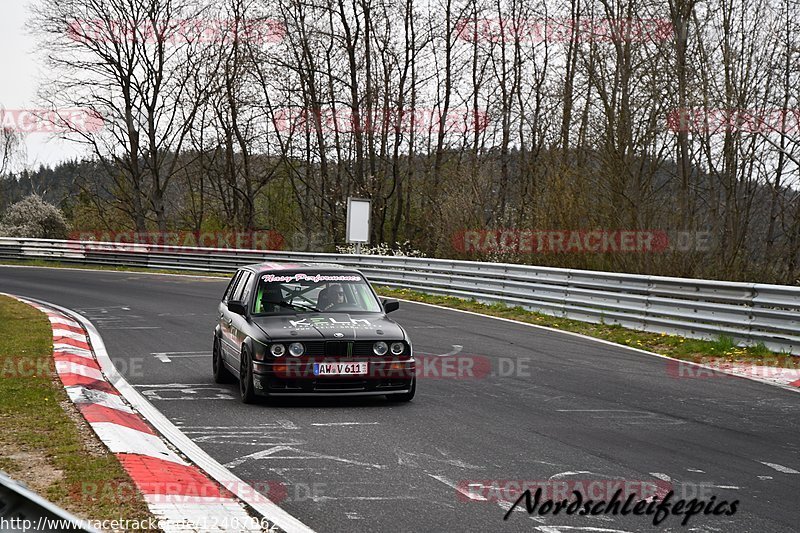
[0,295,155,524]
[375,286,797,367]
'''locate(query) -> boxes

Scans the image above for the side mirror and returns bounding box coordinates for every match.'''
[227,300,247,316]
[382,298,399,314]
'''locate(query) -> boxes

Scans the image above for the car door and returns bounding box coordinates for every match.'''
[220,269,244,362]
[228,270,254,368]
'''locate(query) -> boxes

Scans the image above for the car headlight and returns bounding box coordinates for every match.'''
[270,344,285,357]
[373,341,388,356]
[390,342,405,355]
[288,342,304,357]
[253,342,267,361]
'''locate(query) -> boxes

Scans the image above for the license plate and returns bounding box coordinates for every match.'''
[313,362,368,376]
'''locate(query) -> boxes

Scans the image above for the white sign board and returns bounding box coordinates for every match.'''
[346,197,371,243]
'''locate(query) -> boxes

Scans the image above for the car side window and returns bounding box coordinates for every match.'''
[239,272,255,306]
[231,271,253,302]
[223,271,242,302]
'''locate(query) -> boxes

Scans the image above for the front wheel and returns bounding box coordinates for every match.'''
[212,336,233,384]
[239,349,256,404]
[387,377,416,403]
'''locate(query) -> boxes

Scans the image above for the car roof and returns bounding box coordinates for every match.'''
[240,261,358,274]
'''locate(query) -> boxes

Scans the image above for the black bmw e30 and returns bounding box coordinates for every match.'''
[213,262,416,403]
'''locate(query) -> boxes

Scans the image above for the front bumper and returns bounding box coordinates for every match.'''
[251,358,415,396]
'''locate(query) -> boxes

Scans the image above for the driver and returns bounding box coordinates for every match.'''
[319,284,345,311]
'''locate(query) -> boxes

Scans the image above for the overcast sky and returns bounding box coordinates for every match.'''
[1,2,85,171]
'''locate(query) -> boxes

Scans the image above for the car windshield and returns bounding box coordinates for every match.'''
[252,272,383,315]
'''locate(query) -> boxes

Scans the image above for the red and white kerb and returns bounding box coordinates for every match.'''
[16,297,263,532]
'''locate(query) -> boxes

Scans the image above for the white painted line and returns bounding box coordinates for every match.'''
[26,297,316,533]
[760,462,800,474]
[549,471,597,479]
[649,472,671,482]
[177,422,297,430]
[310,422,379,426]
[535,526,633,532]
[153,352,211,362]
[434,345,463,357]
[426,474,487,502]
[557,409,636,412]
[224,445,386,470]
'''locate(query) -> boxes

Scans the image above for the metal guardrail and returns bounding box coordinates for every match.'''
[1,237,798,354]
[0,470,99,532]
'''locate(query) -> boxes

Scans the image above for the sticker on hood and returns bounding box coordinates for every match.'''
[286,317,373,328]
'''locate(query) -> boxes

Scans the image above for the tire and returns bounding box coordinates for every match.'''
[239,348,256,404]
[212,336,233,383]
[387,377,416,402]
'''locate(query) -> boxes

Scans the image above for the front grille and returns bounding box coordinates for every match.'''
[325,341,391,357]
[302,341,325,357]
[290,340,406,358]
[325,341,351,357]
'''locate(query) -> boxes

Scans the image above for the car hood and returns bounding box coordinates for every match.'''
[251,313,405,341]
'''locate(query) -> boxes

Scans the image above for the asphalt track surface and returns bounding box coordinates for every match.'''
[2,265,799,533]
